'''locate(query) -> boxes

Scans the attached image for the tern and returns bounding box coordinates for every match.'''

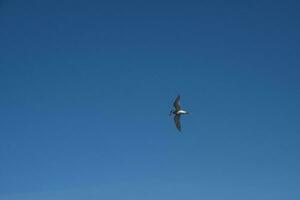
[170,95,189,132]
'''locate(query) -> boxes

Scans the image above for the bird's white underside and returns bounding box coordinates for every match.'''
[177,110,188,114]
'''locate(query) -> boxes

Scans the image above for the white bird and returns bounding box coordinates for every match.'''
[170,95,189,132]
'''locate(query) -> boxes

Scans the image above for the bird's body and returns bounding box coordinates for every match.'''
[170,95,189,132]
[175,110,189,115]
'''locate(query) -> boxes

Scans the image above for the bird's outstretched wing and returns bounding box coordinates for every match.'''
[173,95,181,111]
[174,114,181,132]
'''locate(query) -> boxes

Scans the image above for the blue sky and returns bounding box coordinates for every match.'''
[1,0,300,199]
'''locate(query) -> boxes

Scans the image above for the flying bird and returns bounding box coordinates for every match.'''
[170,95,189,132]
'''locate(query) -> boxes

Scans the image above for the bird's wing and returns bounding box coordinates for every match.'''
[174,115,181,132]
[173,95,181,111]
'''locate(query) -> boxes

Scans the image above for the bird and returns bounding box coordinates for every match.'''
[170,95,189,132]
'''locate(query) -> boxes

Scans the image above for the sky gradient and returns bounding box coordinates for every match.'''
[1,0,300,199]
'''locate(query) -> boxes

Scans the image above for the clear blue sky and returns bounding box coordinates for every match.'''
[1,0,300,199]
